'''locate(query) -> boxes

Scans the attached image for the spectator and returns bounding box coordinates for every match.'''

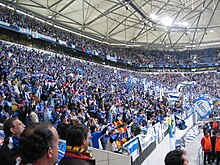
[201,132,212,165]
[131,122,141,136]
[215,131,220,165]
[164,149,189,165]
[106,132,120,152]
[0,117,25,165]
[211,130,216,163]
[59,124,95,165]
[17,123,59,165]
[90,124,108,149]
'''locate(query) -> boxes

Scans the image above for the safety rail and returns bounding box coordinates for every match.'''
[198,146,203,165]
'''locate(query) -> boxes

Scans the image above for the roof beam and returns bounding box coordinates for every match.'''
[47,0,63,9]
[148,32,167,47]
[128,26,146,43]
[191,11,203,47]
[85,3,123,26]
[108,20,142,37]
[26,0,81,25]
[50,0,76,20]
[198,0,220,46]
[108,6,141,36]
[172,0,213,48]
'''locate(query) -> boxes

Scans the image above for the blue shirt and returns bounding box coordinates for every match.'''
[91,131,103,149]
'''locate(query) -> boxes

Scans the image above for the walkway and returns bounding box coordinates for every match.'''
[185,130,203,165]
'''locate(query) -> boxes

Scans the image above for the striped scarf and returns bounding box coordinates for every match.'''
[64,146,93,160]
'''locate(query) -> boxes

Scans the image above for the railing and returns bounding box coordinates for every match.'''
[198,146,203,165]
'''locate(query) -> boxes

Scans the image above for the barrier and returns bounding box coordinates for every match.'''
[198,146,203,165]
[89,147,132,165]
[117,113,196,165]
[118,121,169,165]
[142,134,170,165]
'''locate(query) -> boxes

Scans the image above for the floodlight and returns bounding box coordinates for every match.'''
[182,22,189,27]
[161,17,173,26]
[150,14,158,20]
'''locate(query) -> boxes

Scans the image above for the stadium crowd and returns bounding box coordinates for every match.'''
[0,5,220,66]
[0,40,219,153]
[0,4,219,164]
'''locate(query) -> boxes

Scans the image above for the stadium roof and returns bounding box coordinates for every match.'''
[2,0,220,50]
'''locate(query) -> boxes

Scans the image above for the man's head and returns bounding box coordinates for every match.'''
[18,123,59,165]
[3,117,26,138]
[204,131,210,137]
[164,149,188,165]
[90,125,97,133]
[65,124,89,149]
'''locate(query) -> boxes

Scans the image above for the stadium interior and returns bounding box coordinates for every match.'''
[0,0,219,165]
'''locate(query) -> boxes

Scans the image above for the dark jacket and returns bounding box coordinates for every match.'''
[59,157,95,165]
[59,147,95,165]
[0,136,19,165]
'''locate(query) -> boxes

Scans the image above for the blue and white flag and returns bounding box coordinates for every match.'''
[176,81,197,92]
[194,97,212,119]
[123,137,140,162]
[168,93,180,105]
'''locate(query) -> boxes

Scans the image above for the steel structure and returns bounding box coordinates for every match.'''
[2,0,220,50]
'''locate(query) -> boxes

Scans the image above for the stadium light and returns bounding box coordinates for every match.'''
[161,17,173,26]
[150,14,158,20]
[182,22,189,27]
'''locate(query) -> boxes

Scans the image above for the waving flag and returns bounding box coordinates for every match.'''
[167,92,181,105]
[194,97,212,119]
[176,81,197,92]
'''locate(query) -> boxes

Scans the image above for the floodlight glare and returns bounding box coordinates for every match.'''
[150,14,158,20]
[161,17,173,26]
[182,22,189,27]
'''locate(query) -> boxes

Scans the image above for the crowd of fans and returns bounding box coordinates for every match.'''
[0,5,220,66]
[0,4,219,165]
[0,39,219,153]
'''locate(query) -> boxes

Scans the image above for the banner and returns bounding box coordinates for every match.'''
[123,137,140,162]
[138,132,155,152]
[194,97,212,119]
[58,40,67,46]
[19,27,31,35]
[0,21,10,27]
[39,34,56,42]
[106,54,117,62]
[32,31,39,39]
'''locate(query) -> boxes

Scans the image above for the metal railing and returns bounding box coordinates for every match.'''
[198,146,203,165]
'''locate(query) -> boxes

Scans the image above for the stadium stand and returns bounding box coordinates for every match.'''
[0,3,219,165]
